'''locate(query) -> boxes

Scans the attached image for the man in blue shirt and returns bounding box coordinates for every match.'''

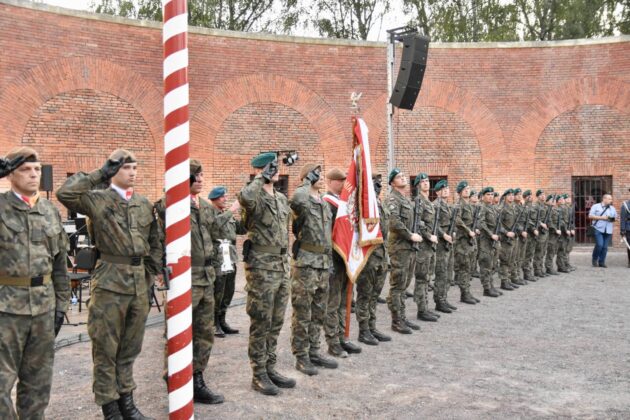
[621,194,630,268]
[589,194,617,268]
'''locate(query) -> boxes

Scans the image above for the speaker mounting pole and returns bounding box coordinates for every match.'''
[385,26,419,177]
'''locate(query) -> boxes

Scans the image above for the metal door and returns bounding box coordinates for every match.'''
[572,176,613,243]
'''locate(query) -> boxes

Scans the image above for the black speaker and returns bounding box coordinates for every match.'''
[389,34,430,110]
[40,164,53,191]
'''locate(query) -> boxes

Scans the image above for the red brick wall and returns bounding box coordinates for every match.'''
[0,1,629,242]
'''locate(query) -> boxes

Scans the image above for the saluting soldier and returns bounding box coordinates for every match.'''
[238,152,295,396]
[498,189,520,291]
[477,187,501,297]
[387,168,422,334]
[454,181,479,304]
[208,186,247,337]
[412,173,440,322]
[355,174,392,344]
[57,149,162,419]
[433,180,457,313]
[154,160,224,405]
[290,164,338,375]
[533,190,550,278]
[544,195,561,276]
[0,147,69,420]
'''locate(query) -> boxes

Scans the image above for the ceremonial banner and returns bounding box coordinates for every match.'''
[332,117,383,283]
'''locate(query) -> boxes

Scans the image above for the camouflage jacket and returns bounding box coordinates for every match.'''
[546,204,559,233]
[479,202,504,239]
[56,170,162,296]
[513,203,529,235]
[499,202,518,239]
[432,198,452,243]
[455,198,474,251]
[210,207,247,275]
[155,195,216,286]
[560,204,570,234]
[528,202,544,234]
[0,192,69,315]
[387,189,415,252]
[290,179,332,269]
[371,198,390,261]
[238,175,290,273]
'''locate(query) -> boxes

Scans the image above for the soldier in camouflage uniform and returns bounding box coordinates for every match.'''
[477,187,501,297]
[238,152,295,396]
[565,195,577,271]
[511,188,529,286]
[544,195,561,276]
[387,169,422,334]
[0,147,69,420]
[470,190,481,279]
[155,160,224,405]
[522,190,540,282]
[208,186,247,336]
[533,190,551,278]
[433,180,458,313]
[454,181,480,305]
[412,173,440,322]
[556,194,571,273]
[355,174,392,344]
[57,149,162,419]
[498,189,520,291]
[290,164,338,375]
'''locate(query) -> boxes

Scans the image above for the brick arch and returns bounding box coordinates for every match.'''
[190,74,346,168]
[511,77,630,178]
[0,56,163,157]
[362,80,507,183]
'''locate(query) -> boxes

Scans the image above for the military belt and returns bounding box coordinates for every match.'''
[191,257,213,267]
[299,242,328,254]
[100,254,143,266]
[0,274,52,287]
[252,244,287,255]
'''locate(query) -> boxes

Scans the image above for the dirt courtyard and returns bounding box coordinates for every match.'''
[47,249,630,419]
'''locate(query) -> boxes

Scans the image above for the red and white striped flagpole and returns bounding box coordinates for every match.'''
[163,1,193,419]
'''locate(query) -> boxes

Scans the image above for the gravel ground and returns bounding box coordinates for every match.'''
[47,249,630,419]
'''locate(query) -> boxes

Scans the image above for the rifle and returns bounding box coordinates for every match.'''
[534,204,542,232]
[541,203,552,231]
[431,200,441,251]
[508,204,526,242]
[557,206,563,235]
[411,195,423,251]
[469,205,481,246]
[492,206,504,250]
[445,206,459,250]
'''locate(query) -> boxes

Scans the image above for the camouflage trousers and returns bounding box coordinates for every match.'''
[290,266,328,358]
[534,232,549,275]
[245,268,290,376]
[387,248,416,319]
[88,287,150,405]
[433,242,452,304]
[356,254,387,331]
[478,237,500,290]
[454,241,475,294]
[545,234,560,272]
[499,238,516,283]
[324,259,345,345]
[0,310,54,420]
[567,235,575,266]
[556,235,570,271]
[214,269,236,318]
[523,233,538,278]
[414,245,435,313]
[515,236,528,279]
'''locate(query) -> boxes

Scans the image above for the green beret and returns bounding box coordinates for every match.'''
[208,186,227,200]
[523,189,532,198]
[456,180,468,194]
[557,194,566,200]
[513,188,522,195]
[388,168,401,185]
[493,192,499,197]
[563,194,569,199]
[502,188,514,198]
[434,179,448,192]
[469,189,477,198]
[536,189,544,197]
[412,172,428,187]
[546,194,554,202]
[251,152,277,168]
[481,186,494,195]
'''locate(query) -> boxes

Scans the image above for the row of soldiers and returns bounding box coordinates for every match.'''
[0,147,577,419]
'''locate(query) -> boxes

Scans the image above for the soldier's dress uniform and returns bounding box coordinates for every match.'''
[290,176,333,370]
[238,164,291,392]
[57,167,162,408]
[0,191,69,419]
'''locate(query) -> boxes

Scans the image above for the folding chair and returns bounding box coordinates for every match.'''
[68,247,95,312]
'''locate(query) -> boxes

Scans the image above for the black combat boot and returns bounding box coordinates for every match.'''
[340,338,362,354]
[428,310,441,318]
[295,356,318,376]
[102,401,123,420]
[417,311,438,322]
[547,269,559,275]
[214,322,225,338]
[310,352,338,369]
[405,291,414,298]
[218,314,239,334]
[117,393,154,420]
[558,267,570,273]
[267,368,296,388]
[500,281,514,291]
[377,296,386,304]
[252,373,280,396]
[193,371,224,405]
[370,328,392,341]
[391,317,412,334]
[492,286,503,295]
[460,291,477,304]
[327,342,348,358]
[483,287,500,297]
[404,318,421,330]
[435,301,452,313]
[445,301,458,310]
[358,329,379,345]
[508,281,520,288]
